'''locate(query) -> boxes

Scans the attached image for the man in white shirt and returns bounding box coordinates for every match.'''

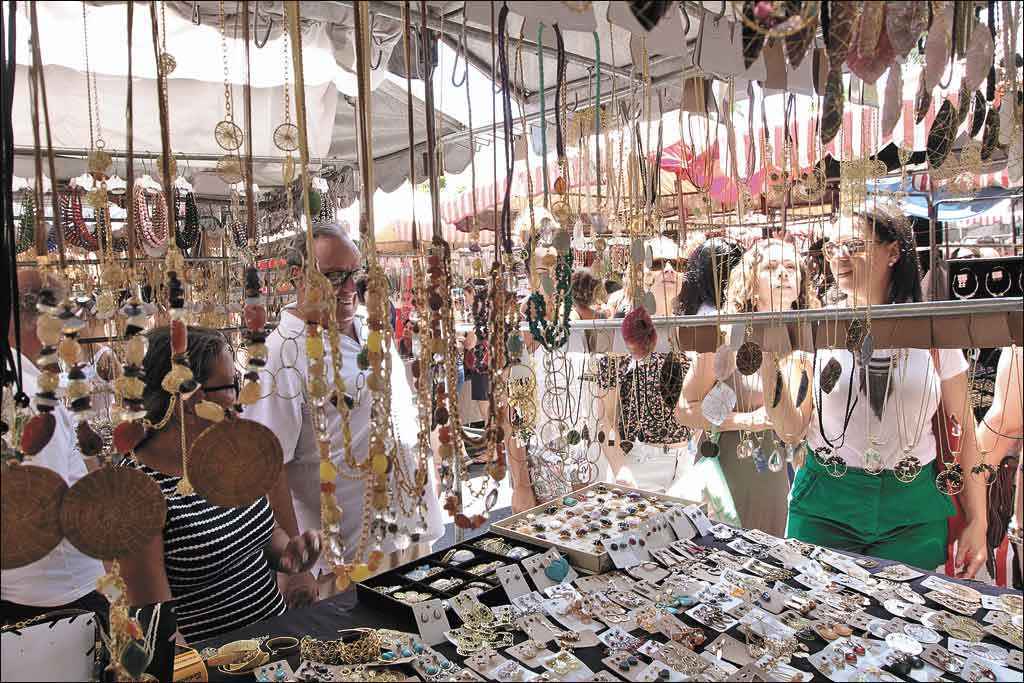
[1,269,106,624]
[244,223,442,599]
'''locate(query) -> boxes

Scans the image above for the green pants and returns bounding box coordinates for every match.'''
[787,451,955,571]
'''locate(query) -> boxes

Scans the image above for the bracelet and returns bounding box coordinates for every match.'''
[263,636,299,658]
[985,266,1012,297]
[952,268,979,299]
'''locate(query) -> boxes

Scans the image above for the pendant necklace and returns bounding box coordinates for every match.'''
[892,350,938,484]
[863,352,896,475]
[814,349,858,478]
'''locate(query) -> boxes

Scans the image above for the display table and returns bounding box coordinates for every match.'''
[194,489,1022,682]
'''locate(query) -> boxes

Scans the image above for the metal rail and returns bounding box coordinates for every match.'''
[453,298,1024,333]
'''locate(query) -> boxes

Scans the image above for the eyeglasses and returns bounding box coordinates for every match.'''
[822,239,872,260]
[650,258,683,272]
[204,373,241,396]
[323,268,365,289]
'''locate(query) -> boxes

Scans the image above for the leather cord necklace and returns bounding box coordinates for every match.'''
[497,4,514,255]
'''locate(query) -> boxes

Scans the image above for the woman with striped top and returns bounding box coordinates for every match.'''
[118,327,320,643]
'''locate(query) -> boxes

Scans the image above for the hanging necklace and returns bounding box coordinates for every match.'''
[862,351,896,475]
[814,349,858,478]
[132,185,168,256]
[173,189,200,251]
[60,189,99,251]
[892,350,939,484]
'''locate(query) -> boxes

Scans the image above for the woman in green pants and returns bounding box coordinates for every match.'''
[762,205,988,577]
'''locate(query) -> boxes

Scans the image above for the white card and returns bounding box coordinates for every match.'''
[516,613,564,643]
[683,504,714,536]
[665,506,698,540]
[495,564,532,600]
[539,651,594,682]
[947,638,1009,665]
[602,535,642,569]
[411,599,451,646]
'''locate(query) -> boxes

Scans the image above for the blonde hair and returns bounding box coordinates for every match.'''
[726,239,819,313]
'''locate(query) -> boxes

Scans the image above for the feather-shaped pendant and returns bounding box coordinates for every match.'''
[886,2,929,58]
[881,66,903,137]
[915,78,932,125]
[926,100,955,168]
[970,92,987,138]
[821,68,844,145]
[742,3,766,69]
[827,3,861,72]
[784,2,816,69]
[955,83,971,129]
[963,20,994,92]
[923,6,951,91]
[856,2,884,59]
[847,21,895,84]
[981,109,1001,161]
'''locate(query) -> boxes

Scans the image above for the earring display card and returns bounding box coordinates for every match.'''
[495,564,532,600]
[516,612,565,643]
[635,661,685,681]
[872,563,926,582]
[505,639,553,669]
[703,633,755,666]
[252,661,295,682]
[665,506,698,541]
[961,655,1016,682]
[947,638,1009,666]
[521,548,579,590]
[601,652,649,682]
[602,535,643,568]
[682,504,714,536]
[538,651,595,682]
[411,599,451,646]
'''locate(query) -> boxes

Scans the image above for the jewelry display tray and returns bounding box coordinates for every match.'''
[491,483,701,574]
[356,533,548,624]
[947,255,1023,300]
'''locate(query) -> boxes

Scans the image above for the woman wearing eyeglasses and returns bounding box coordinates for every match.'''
[675,238,814,537]
[606,236,684,318]
[117,326,321,643]
[766,205,988,576]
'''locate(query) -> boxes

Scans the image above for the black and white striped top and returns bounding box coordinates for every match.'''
[123,458,286,642]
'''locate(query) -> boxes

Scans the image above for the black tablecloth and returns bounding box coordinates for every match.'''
[195,535,1020,682]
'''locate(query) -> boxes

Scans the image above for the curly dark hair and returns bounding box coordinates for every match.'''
[142,326,230,424]
[571,268,600,308]
[676,237,744,315]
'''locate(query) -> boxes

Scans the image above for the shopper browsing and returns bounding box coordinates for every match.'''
[765,206,988,577]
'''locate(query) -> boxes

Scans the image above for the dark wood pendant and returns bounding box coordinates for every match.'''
[981,109,1001,161]
[969,91,987,137]
[736,341,763,376]
[700,439,720,458]
[771,368,784,408]
[820,357,843,394]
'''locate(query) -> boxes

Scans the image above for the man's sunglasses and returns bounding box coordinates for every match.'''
[323,268,365,288]
[204,372,241,396]
[650,257,683,271]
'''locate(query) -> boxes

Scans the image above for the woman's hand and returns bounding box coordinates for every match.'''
[279,530,321,575]
[954,519,988,579]
[615,465,638,488]
[283,571,318,609]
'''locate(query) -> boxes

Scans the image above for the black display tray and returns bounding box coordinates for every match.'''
[947,255,1023,300]
[355,532,548,629]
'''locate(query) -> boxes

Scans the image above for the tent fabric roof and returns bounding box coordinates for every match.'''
[11,1,464,194]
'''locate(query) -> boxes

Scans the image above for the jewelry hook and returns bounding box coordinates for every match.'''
[191,1,201,25]
[253,0,273,48]
[450,2,469,87]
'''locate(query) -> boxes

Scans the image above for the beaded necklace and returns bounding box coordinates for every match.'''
[60,189,99,251]
[132,186,168,255]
